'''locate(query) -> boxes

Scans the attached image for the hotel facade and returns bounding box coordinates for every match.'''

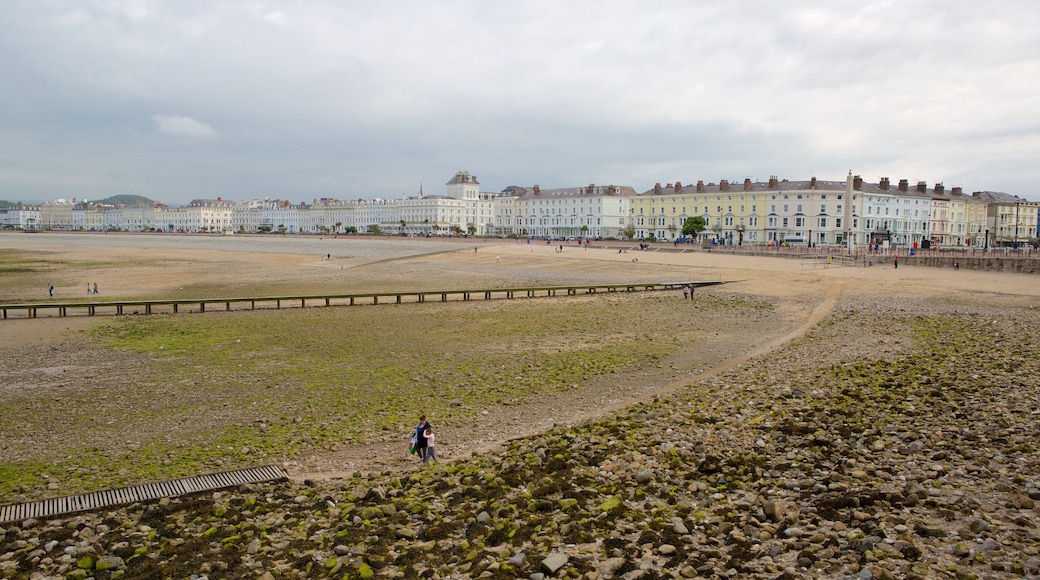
[12,171,1039,248]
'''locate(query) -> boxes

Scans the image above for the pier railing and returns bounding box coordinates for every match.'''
[1,281,730,320]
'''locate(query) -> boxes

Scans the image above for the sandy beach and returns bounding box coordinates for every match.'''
[2,232,1039,578]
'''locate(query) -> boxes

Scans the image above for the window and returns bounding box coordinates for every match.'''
[818,217,828,228]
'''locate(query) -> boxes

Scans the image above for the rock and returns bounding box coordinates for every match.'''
[95,555,125,571]
[507,552,527,568]
[247,538,261,554]
[541,552,569,575]
[476,511,491,523]
[599,557,626,576]
[762,500,782,522]
[635,470,653,484]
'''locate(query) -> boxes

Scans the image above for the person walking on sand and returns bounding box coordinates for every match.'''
[92,282,98,294]
[682,285,689,299]
[48,284,54,297]
[87,283,91,295]
[423,425,438,464]
[414,415,430,462]
[893,255,899,269]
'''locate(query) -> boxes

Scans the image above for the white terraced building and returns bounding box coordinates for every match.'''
[21,170,1040,248]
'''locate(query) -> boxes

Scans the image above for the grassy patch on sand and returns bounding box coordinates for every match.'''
[0,294,773,498]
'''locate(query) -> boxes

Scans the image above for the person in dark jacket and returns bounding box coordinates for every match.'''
[414,415,430,461]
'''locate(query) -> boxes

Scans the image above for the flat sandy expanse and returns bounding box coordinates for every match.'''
[2,232,1039,479]
[3,232,1039,345]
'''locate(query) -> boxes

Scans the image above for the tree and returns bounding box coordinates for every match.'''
[682,216,706,238]
[580,224,589,237]
[623,226,636,240]
[467,225,477,236]
[334,222,342,233]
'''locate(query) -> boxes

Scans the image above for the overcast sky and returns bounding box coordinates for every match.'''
[2,1,1039,205]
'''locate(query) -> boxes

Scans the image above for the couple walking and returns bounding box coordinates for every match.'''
[411,415,438,464]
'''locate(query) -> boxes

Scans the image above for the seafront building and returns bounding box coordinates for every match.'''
[11,171,1039,248]
[0,203,40,230]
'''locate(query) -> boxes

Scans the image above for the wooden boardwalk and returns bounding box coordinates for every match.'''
[0,465,288,525]
[0,281,730,320]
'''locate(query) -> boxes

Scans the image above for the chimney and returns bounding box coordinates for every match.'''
[674,181,682,193]
[533,185,541,195]
[853,175,863,191]
[768,175,778,188]
[917,181,927,193]
[665,183,672,189]
[898,179,909,192]
[880,177,890,190]
[952,186,962,195]
[934,183,944,195]
[720,179,729,192]
[696,180,704,193]
[654,183,662,195]
[810,177,817,189]
[743,178,752,191]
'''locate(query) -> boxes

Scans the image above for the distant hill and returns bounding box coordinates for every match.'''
[96,195,154,206]
[0,200,15,208]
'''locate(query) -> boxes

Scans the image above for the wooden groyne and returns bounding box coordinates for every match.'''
[0,281,730,320]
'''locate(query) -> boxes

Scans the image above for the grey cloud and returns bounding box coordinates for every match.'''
[1,0,1038,205]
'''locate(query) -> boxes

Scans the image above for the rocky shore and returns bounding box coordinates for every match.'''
[2,295,1038,579]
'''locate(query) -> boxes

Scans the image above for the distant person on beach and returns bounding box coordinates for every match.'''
[414,415,430,462]
[423,425,437,464]
[87,283,91,295]
[48,284,54,297]
[893,255,899,269]
[682,285,688,299]
[93,282,98,294]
